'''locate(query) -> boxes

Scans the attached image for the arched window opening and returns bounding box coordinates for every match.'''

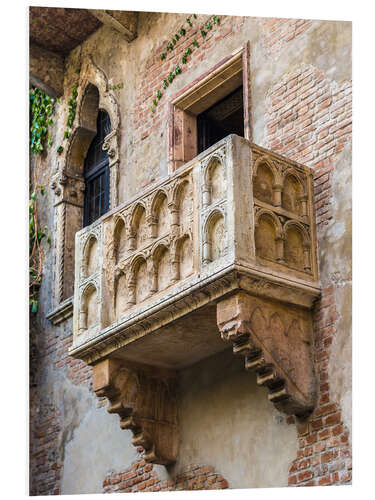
[83,109,111,226]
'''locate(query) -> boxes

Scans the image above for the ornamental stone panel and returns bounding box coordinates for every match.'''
[70,134,320,464]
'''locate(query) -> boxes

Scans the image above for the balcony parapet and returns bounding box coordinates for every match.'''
[70,135,320,464]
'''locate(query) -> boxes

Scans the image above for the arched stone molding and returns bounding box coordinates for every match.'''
[254,209,284,263]
[113,215,127,263]
[253,155,283,206]
[81,234,99,279]
[152,242,171,292]
[202,208,227,265]
[79,282,100,333]
[114,270,128,321]
[129,203,148,251]
[202,154,226,208]
[172,178,193,231]
[51,57,121,307]
[283,220,311,272]
[128,254,148,305]
[149,189,169,239]
[282,168,307,216]
[176,234,194,280]
[60,56,121,202]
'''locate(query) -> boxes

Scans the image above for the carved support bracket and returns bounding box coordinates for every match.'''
[217,292,316,418]
[93,359,178,465]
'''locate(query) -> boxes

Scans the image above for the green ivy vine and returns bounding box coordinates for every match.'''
[29,87,55,154]
[29,182,50,313]
[150,14,220,113]
[29,87,55,313]
[57,79,79,155]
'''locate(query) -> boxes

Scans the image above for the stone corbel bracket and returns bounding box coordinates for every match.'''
[217,291,316,418]
[93,359,178,465]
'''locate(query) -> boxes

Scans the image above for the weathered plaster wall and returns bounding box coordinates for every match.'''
[175,349,298,488]
[322,143,352,437]
[30,11,351,495]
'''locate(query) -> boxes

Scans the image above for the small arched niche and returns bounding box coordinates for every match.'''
[133,257,148,304]
[115,273,128,320]
[204,210,226,263]
[176,181,193,228]
[282,174,303,214]
[83,235,99,278]
[253,162,275,204]
[284,224,305,270]
[207,157,225,205]
[114,218,127,263]
[131,204,147,249]
[154,245,170,292]
[79,283,99,332]
[178,235,193,279]
[255,214,277,261]
[152,191,169,238]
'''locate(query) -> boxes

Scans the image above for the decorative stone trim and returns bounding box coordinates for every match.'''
[69,135,320,464]
[93,359,178,465]
[217,291,316,417]
[51,56,121,306]
[46,296,73,325]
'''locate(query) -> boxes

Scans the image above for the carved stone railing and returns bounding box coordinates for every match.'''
[70,135,320,465]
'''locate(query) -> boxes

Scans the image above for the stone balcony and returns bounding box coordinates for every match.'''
[70,135,320,465]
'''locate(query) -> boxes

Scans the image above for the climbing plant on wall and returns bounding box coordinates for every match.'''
[150,14,220,112]
[29,86,55,313]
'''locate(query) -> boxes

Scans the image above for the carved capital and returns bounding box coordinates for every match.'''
[51,172,85,207]
[93,359,178,465]
[217,292,316,418]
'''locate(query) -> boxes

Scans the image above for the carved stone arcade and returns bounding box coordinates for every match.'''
[69,135,320,465]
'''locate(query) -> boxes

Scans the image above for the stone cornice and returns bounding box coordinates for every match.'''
[46,296,73,325]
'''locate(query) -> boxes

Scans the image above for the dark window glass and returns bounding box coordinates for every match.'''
[83,110,111,226]
[197,86,244,154]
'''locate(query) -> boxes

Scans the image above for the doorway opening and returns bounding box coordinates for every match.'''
[197,85,244,154]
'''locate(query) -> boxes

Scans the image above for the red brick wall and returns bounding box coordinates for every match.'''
[260,18,313,57]
[103,458,228,493]
[132,14,243,153]
[264,63,352,487]
[29,327,98,496]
